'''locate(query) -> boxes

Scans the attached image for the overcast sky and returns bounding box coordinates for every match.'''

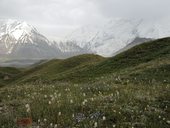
[0,0,170,40]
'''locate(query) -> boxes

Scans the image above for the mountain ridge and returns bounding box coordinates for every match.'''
[65,18,170,56]
[4,37,169,84]
[1,18,170,62]
[0,19,90,61]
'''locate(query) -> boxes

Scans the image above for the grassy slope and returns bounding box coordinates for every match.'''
[1,38,170,85]
[16,54,105,83]
[56,38,170,83]
[20,37,170,84]
[0,38,170,128]
[0,67,21,87]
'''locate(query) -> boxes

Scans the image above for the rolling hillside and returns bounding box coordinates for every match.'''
[0,37,170,128]
[15,54,105,84]
[0,67,21,87]
[14,37,170,84]
[0,37,169,85]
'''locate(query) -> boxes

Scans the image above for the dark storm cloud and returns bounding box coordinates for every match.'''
[0,0,170,39]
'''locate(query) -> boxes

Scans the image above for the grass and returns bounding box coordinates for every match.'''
[15,54,105,84]
[8,38,169,84]
[0,37,170,127]
[56,37,170,83]
[0,67,21,87]
[0,81,169,127]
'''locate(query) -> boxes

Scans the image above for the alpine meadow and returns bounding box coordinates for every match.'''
[0,0,170,128]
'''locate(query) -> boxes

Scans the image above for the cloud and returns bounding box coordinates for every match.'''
[93,0,170,19]
[0,0,170,39]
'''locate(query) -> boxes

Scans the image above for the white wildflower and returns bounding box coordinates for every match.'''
[44,118,47,122]
[82,101,85,105]
[94,122,98,128]
[54,124,58,128]
[72,113,74,118]
[26,108,30,113]
[44,95,47,98]
[58,112,61,116]
[25,104,30,108]
[25,104,31,113]
[38,119,41,123]
[102,116,106,121]
[50,123,53,127]
[91,98,94,101]
[48,101,52,105]
[70,99,73,104]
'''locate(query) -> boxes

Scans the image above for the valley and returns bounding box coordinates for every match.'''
[0,38,169,127]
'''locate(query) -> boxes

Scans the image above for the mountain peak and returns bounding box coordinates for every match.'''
[0,19,56,58]
[0,19,37,40]
[0,19,90,59]
[65,18,170,56]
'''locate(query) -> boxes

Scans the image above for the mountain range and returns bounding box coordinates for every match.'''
[1,37,169,128]
[0,18,170,62]
[0,19,89,61]
[1,37,169,85]
[67,18,170,56]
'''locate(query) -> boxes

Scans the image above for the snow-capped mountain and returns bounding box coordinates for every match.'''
[0,20,90,60]
[0,19,88,60]
[1,18,170,62]
[52,41,92,58]
[66,18,170,57]
[0,19,60,59]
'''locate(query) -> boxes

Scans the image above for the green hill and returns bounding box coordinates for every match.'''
[0,67,21,87]
[1,37,170,85]
[65,37,170,84]
[0,38,170,128]
[16,54,105,83]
